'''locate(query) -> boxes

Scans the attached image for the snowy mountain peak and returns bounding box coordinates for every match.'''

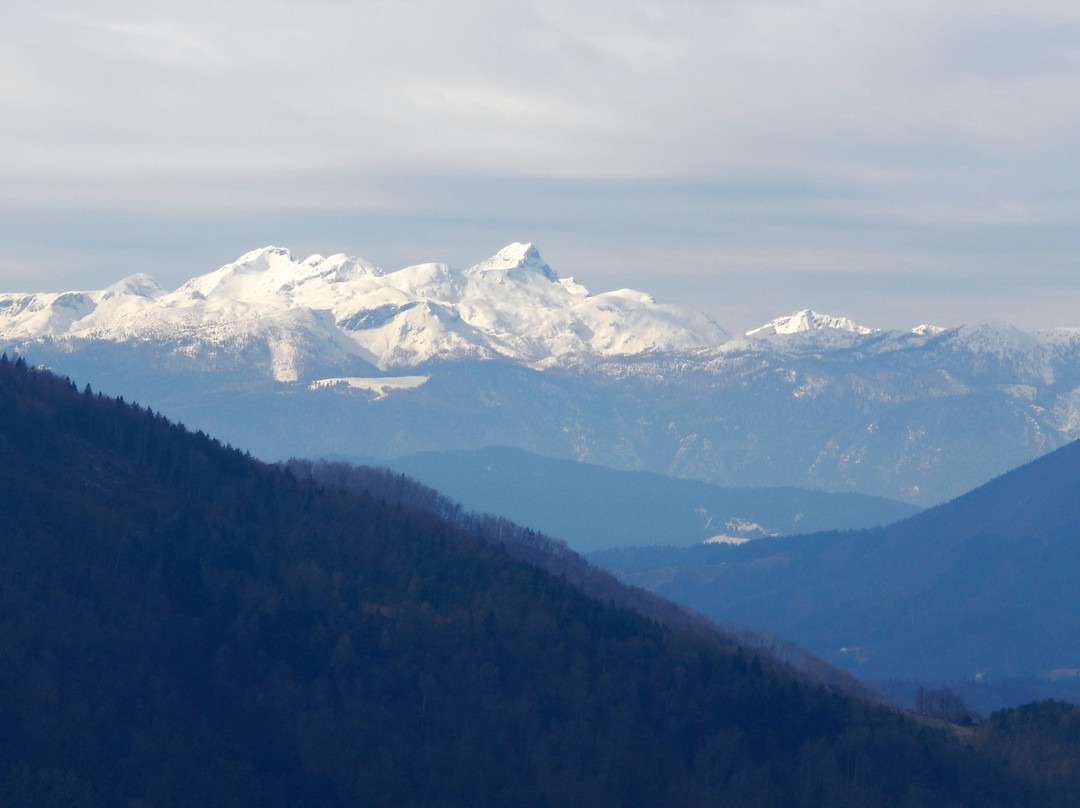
[912,324,946,336]
[169,246,386,307]
[172,246,297,301]
[746,309,876,338]
[235,245,294,266]
[102,273,165,300]
[0,243,727,373]
[466,242,558,282]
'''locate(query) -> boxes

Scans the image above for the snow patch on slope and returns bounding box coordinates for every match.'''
[309,375,429,399]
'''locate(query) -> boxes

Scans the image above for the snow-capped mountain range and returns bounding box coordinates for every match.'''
[10,240,1073,376]
[5,243,1080,506]
[0,243,727,379]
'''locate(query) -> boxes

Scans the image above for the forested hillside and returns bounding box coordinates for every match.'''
[1,354,1078,807]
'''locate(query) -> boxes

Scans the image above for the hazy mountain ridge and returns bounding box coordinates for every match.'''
[590,437,1080,711]
[6,244,1080,505]
[378,445,919,552]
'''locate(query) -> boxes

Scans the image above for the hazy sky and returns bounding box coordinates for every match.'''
[3,0,1079,333]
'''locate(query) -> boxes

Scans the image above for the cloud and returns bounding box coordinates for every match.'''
[2,1,1079,331]
[49,13,230,68]
[6,0,1079,180]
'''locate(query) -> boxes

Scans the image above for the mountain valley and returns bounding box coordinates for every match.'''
[5,244,1080,506]
[591,437,1080,712]
[6,242,1080,719]
[376,445,919,552]
[8,355,1080,806]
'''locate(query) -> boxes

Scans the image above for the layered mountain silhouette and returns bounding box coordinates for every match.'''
[5,355,1080,806]
[378,445,919,552]
[6,244,1080,506]
[593,437,1080,710]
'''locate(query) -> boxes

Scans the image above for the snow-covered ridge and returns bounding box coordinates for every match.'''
[0,243,729,378]
[4,246,1079,386]
[736,311,1072,374]
[746,309,876,338]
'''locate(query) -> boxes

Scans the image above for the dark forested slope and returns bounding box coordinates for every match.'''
[0,354,1075,807]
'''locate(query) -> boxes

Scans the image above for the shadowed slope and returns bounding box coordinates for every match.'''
[0,355,1072,807]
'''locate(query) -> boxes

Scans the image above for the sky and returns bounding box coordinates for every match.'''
[3,0,1080,334]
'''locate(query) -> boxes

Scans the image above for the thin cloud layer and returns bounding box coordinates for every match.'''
[2,0,1079,331]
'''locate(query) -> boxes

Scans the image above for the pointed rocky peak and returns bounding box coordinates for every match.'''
[746,309,876,338]
[466,243,558,282]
